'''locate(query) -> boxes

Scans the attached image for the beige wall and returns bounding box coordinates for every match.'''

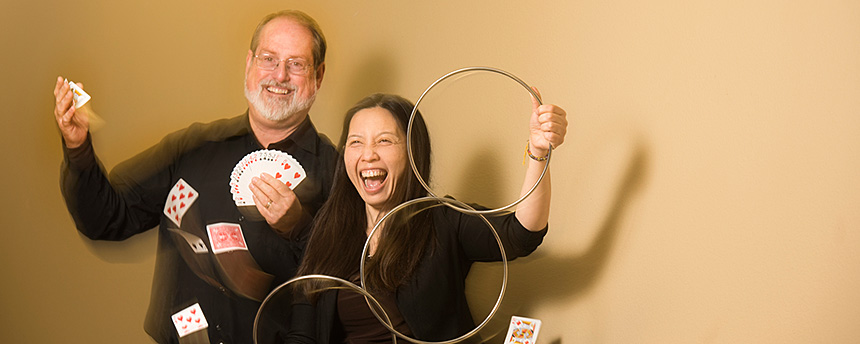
[2,0,859,342]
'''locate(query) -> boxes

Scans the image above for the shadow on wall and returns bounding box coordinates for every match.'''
[473,139,651,342]
[453,146,505,204]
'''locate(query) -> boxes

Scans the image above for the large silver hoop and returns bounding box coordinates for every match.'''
[407,66,552,215]
[254,274,398,343]
[359,196,508,344]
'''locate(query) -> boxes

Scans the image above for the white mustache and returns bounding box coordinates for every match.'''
[244,76,316,122]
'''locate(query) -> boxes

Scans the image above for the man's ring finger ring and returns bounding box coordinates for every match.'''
[265,200,272,209]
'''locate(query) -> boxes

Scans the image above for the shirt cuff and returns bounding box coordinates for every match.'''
[63,134,97,171]
[511,216,549,248]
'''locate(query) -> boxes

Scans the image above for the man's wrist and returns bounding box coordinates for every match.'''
[64,134,96,169]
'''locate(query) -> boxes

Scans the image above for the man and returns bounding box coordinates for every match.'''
[53,10,337,343]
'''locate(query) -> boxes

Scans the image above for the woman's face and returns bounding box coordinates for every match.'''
[344,107,408,215]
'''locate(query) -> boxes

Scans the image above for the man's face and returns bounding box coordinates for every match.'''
[244,17,324,123]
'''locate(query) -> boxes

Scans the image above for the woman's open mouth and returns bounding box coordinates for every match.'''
[360,169,388,192]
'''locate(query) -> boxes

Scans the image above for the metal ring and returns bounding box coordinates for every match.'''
[255,67,538,343]
[253,274,398,344]
[406,66,552,215]
[265,200,272,209]
[360,196,508,344]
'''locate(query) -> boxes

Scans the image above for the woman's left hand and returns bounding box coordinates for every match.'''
[528,87,568,157]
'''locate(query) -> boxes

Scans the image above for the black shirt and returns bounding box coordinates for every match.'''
[60,112,338,343]
[287,205,547,343]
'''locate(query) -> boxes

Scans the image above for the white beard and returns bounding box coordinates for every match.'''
[244,78,316,122]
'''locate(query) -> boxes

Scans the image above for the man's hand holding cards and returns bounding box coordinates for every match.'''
[53,77,90,148]
[230,149,307,231]
[52,76,106,149]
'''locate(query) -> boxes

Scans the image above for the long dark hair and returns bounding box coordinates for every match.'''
[297,93,434,295]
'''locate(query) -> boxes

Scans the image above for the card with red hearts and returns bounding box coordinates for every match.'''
[163,178,199,227]
[504,316,541,344]
[230,149,305,206]
[206,222,247,254]
[171,303,208,338]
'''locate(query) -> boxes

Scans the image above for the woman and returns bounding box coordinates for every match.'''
[288,93,567,343]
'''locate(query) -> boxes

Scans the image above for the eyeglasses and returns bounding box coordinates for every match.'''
[254,54,312,75]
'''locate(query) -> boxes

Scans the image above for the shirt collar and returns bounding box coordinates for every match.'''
[245,111,321,154]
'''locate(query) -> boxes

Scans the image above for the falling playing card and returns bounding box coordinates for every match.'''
[163,179,199,227]
[229,149,305,206]
[504,316,542,344]
[206,223,248,254]
[171,303,209,338]
[167,228,208,254]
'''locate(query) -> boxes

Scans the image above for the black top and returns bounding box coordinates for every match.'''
[287,205,548,343]
[335,278,412,343]
[60,112,338,344]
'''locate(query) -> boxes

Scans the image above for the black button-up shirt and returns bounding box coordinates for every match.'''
[61,112,338,343]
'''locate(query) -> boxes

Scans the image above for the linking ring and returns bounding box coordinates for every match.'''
[253,274,397,344]
[360,196,507,344]
[406,66,551,216]
[253,198,509,344]
[253,67,535,344]
[265,200,272,209]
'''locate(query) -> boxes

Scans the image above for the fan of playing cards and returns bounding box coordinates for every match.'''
[230,149,306,206]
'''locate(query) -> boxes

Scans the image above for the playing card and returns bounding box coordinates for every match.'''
[64,79,106,131]
[163,179,199,227]
[231,150,261,205]
[167,228,208,254]
[171,303,209,338]
[206,223,248,254]
[504,316,542,344]
[65,79,91,109]
[229,149,305,206]
[275,155,306,189]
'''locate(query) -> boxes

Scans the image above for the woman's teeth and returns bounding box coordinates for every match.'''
[361,169,387,189]
[361,170,387,178]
